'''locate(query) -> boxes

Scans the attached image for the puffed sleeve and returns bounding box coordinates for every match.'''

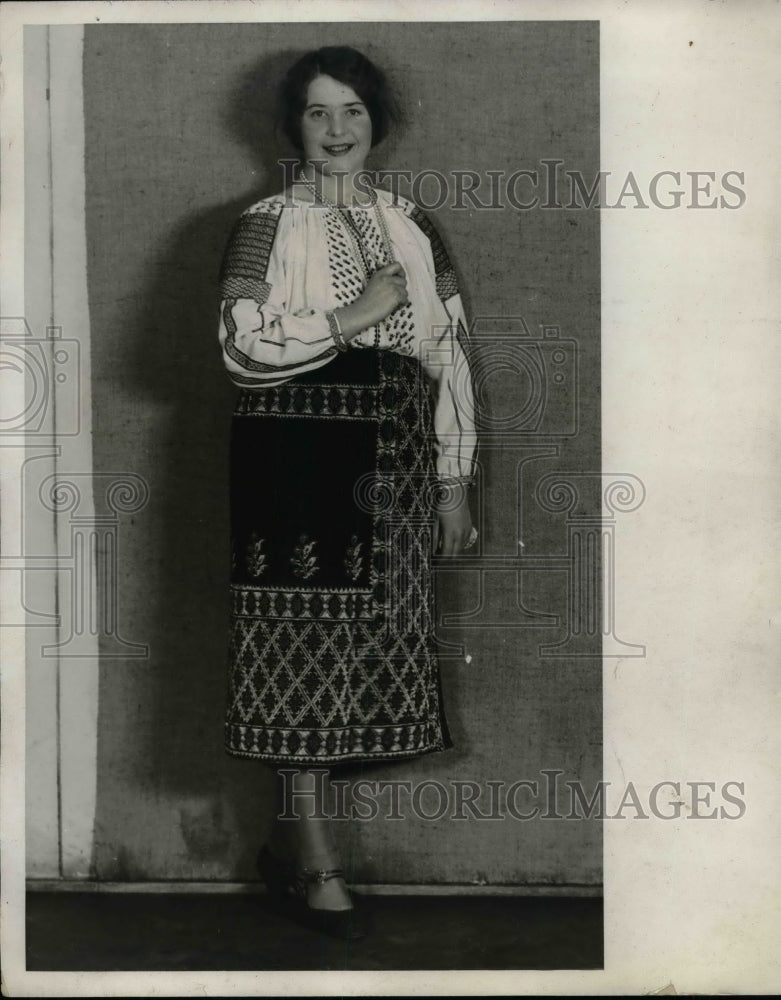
[405,204,478,484]
[426,291,478,484]
[217,201,337,387]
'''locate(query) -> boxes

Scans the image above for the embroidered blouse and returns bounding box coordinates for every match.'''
[217,188,477,483]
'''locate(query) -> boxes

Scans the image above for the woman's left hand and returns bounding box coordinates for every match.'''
[433,483,474,556]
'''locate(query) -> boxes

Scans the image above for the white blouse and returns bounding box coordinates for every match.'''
[217,188,477,483]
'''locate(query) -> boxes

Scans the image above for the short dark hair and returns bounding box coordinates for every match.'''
[277,46,400,151]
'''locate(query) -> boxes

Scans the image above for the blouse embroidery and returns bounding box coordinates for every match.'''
[218,208,281,304]
[321,206,417,354]
[347,208,416,352]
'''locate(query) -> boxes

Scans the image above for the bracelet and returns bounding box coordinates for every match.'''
[438,476,476,488]
[326,311,349,352]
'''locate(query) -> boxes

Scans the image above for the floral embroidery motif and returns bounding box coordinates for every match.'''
[291,534,319,580]
[246,533,268,578]
[344,535,364,582]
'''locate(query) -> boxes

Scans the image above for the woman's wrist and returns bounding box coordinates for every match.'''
[434,478,468,512]
[332,302,379,341]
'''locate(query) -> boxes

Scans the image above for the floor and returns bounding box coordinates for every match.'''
[27,891,603,971]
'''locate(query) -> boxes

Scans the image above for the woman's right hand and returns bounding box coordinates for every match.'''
[335,262,408,339]
[361,262,408,322]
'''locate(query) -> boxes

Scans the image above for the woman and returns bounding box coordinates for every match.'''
[218,46,477,938]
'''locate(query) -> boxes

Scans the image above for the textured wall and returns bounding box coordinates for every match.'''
[84,21,601,884]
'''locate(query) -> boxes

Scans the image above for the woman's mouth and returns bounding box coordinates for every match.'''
[323,143,355,156]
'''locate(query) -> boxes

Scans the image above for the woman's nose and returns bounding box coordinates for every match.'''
[327,114,347,136]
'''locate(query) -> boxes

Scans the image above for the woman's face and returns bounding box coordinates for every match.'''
[299,74,372,177]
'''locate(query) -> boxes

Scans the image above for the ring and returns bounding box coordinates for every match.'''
[463,527,478,550]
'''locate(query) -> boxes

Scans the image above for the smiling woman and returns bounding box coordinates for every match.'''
[299,75,374,176]
[217,46,477,940]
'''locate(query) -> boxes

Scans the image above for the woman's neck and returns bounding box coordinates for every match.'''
[296,166,374,208]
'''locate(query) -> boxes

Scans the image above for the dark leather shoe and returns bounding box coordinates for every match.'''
[257,845,368,941]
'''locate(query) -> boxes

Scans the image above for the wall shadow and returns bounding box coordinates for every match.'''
[94,50,315,874]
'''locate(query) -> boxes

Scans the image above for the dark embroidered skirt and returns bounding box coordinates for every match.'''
[225,347,453,764]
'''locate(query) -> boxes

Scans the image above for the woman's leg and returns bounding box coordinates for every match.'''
[269,766,352,910]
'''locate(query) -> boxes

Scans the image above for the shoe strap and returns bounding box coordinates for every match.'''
[295,866,345,888]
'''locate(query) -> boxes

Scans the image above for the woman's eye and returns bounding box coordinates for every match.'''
[348,108,363,116]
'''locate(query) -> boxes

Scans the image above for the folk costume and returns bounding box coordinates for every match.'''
[219,187,477,764]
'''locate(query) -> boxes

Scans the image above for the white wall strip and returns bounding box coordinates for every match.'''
[47,24,100,879]
[17,23,60,881]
